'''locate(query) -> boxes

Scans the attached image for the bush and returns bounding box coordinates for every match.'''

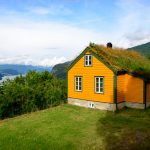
[0,71,67,119]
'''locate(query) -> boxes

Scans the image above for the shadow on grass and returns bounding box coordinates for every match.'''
[97,108,150,150]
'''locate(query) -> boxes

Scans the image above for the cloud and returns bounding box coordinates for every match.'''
[0,0,150,67]
[39,57,67,66]
[0,55,33,65]
[0,20,100,51]
[0,18,109,66]
[0,55,67,66]
[123,29,150,47]
[115,0,150,47]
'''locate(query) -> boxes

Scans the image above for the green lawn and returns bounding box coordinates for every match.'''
[0,104,150,150]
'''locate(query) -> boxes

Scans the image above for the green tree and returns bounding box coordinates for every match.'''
[0,71,67,119]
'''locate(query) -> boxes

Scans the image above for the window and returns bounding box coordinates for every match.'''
[95,77,104,93]
[88,102,95,108]
[84,55,92,66]
[75,76,82,91]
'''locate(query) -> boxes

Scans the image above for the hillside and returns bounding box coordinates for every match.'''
[0,68,19,76]
[51,61,72,79]
[129,42,150,58]
[0,64,52,77]
[0,73,2,80]
[0,105,150,150]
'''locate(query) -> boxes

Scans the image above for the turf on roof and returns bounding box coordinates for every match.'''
[88,43,150,80]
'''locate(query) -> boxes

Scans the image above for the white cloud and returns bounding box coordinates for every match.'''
[0,19,109,66]
[115,0,150,47]
[0,0,150,67]
[0,55,33,65]
[39,57,67,66]
[0,55,67,66]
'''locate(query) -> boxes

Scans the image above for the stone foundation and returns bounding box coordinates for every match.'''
[117,102,145,109]
[68,98,147,111]
[68,98,116,111]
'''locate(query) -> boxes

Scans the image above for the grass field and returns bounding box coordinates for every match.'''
[0,104,150,150]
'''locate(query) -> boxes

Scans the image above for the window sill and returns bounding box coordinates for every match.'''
[95,92,104,94]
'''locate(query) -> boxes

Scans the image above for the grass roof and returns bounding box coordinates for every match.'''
[88,43,150,80]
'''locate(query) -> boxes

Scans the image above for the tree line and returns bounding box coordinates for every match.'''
[0,71,67,119]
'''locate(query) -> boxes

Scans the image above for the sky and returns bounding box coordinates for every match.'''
[0,0,150,66]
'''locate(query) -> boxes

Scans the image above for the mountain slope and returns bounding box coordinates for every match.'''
[128,42,150,57]
[0,105,150,149]
[0,73,2,80]
[51,61,71,79]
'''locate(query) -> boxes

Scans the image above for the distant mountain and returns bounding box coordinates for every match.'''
[0,64,52,77]
[128,42,150,58]
[51,61,72,79]
[0,73,2,80]
[0,69,19,76]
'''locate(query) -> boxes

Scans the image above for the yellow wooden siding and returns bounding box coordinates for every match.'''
[117,75,125,102]
[147,83,150,102]
[68,52,114,103]
[117,74,143,103]
[124,74,143,103]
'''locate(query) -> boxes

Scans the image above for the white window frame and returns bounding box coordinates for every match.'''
[84,55,92,66]
[95,76,104,94]
[75,76,82,91]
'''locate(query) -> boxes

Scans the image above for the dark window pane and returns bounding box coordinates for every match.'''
[96,88,99,92]
[79,86,82,90]
[96,83,99,87]
[89,60,91,65]
[100,78,103,82]
[87,55,89,60]
[96,78,99,82]
[89,56,91,60]
[75,78,78,82]
[85,61,88,65]
[100,88,103,92]
[85,56,88,61]
[79,82,81,86]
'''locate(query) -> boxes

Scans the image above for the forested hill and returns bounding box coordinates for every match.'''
[0,73,2,80]
[51,61,72,79]
[128,42,150,58]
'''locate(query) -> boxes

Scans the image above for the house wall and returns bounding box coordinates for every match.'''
[117,74,144,103]
[68,51,114,103]
[117,74,125,103]
[147,83,150,102]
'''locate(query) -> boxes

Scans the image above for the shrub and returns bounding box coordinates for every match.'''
[0,71,67,119]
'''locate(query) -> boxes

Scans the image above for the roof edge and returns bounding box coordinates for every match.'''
[67,47,117,73]
[67,46,150,81]
[67,47,90,71]
[89,49,116,73]
[117,71,149,81]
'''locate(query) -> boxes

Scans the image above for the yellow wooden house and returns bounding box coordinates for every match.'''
[67,43,150,111]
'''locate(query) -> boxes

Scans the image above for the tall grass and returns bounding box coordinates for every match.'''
[89,43,150,78]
